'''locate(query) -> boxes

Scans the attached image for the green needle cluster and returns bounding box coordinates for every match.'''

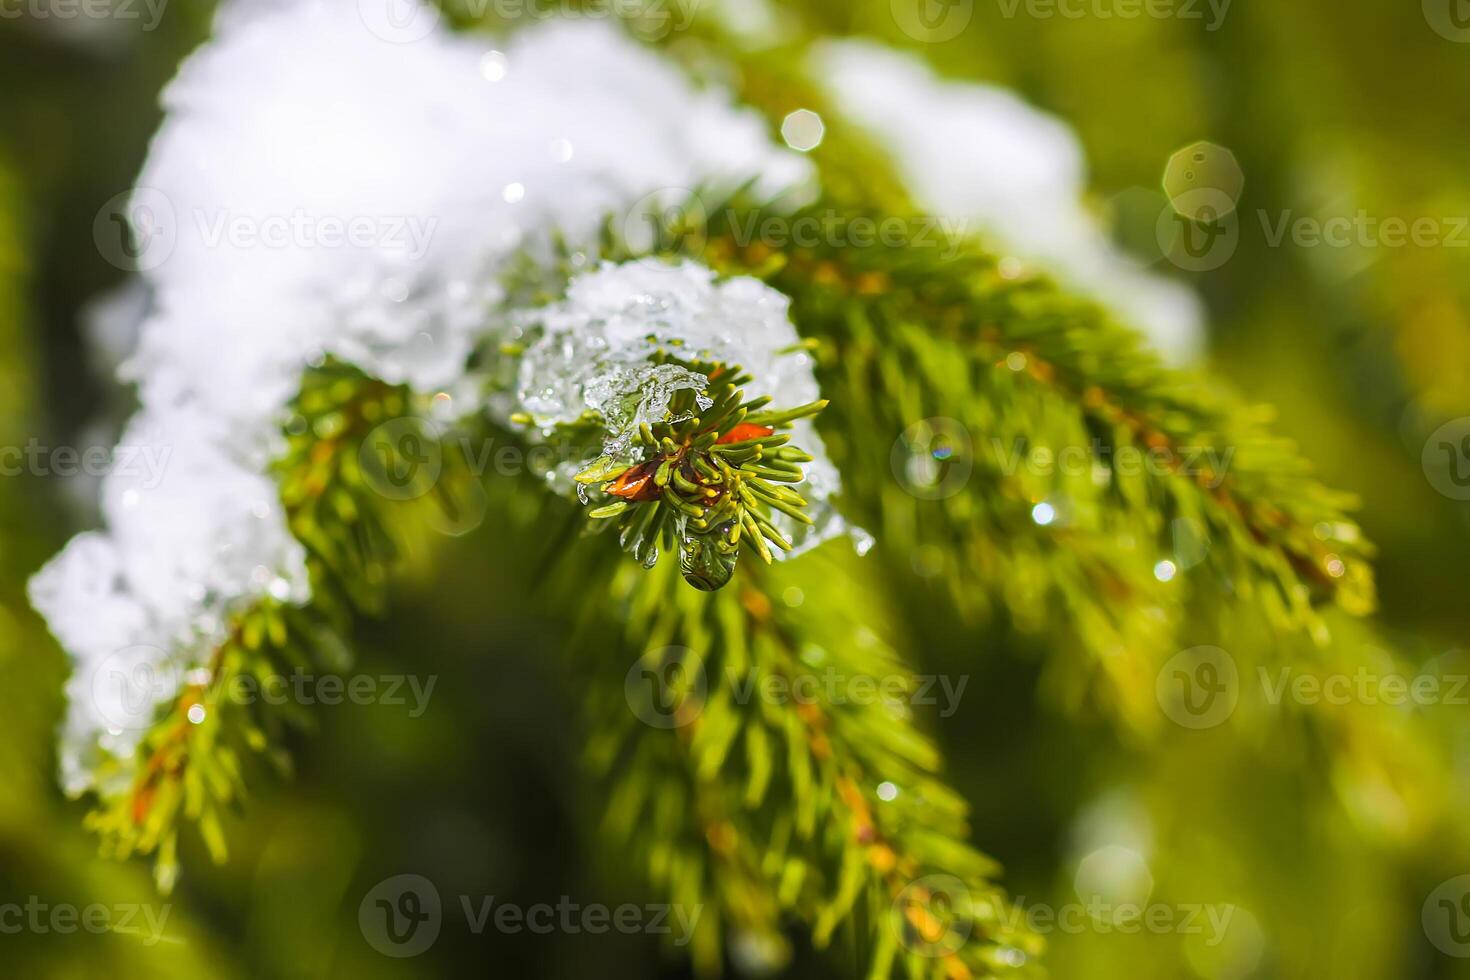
[574,356,827,590]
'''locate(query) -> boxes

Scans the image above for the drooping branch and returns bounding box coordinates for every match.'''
[590,197,1376,732]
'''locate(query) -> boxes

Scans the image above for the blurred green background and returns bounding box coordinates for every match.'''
[3,0,1470,977]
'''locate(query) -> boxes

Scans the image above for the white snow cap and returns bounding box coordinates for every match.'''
[28,407,310,794]
[98,407,311,633]
[35,0,815,792]
[517,259,825,438]
[130,0,813,442]
[813,39,1205,361]
[513,258,852,554]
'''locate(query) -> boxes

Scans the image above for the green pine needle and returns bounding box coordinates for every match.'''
[568,355,828,592]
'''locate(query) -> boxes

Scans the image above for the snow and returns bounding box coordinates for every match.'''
[129,0,814,447]
[32,0,816,792]
[813,39,1206,361]
[99,407,311,636]
[509,259,849,555]
[514,259,822,436]
[28,407,310,795]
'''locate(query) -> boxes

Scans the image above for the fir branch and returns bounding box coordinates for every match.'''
[71,190,1378,980]
[572,552,1041,978]
[86,363,469,888]
[632,29,1377,722]
[85,597,343,891]
[750,205,1370,614]
[592,196,1376,730]
[569,355,827,591]
[483,328,1038,973]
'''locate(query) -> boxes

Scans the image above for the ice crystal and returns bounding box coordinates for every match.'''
[510,259,853,553]
[126,2,814,445]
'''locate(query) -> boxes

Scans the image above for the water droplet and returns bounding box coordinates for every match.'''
[680,531,736,591]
